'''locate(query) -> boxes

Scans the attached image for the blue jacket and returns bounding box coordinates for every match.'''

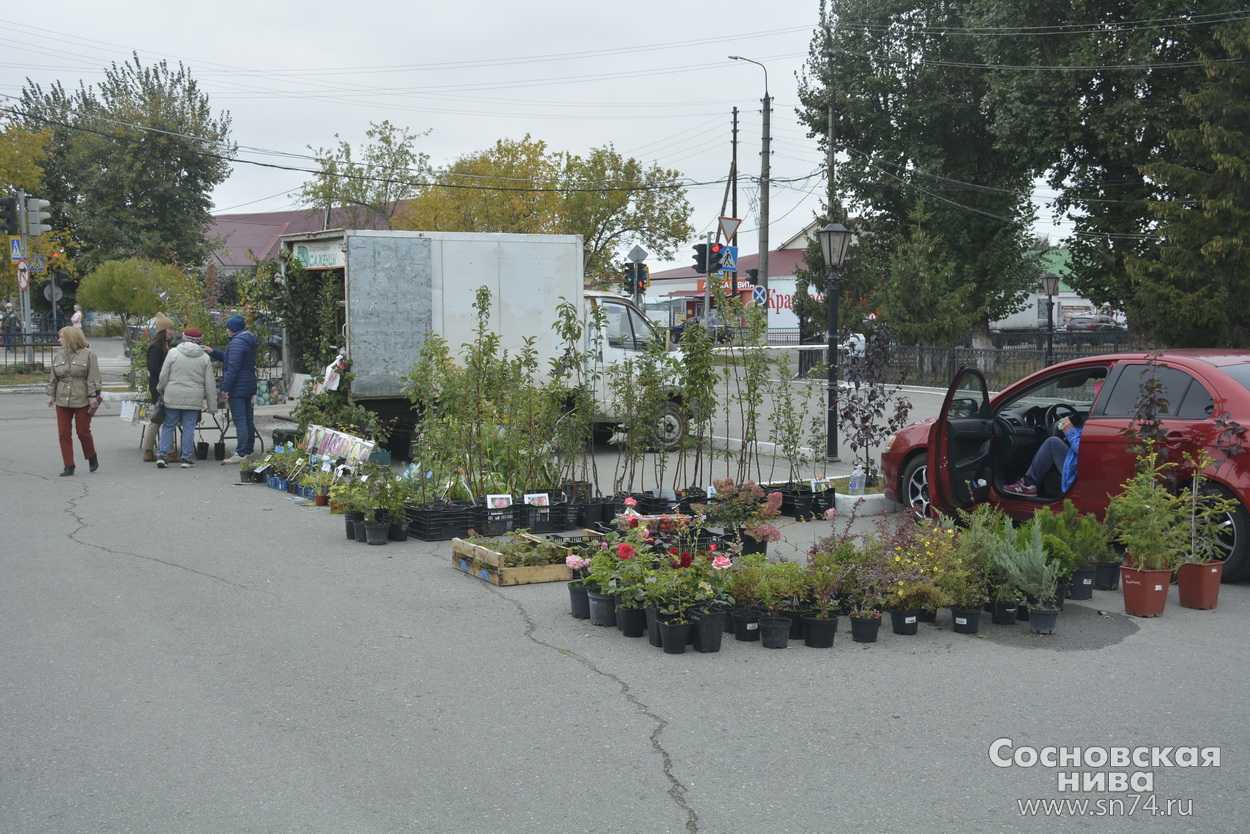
[1061,426,1082,493]
[217,330,258,398]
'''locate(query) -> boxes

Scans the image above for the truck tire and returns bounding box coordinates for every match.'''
[656,400,687,452]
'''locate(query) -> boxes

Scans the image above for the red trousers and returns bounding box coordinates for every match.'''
[56,405,96,468]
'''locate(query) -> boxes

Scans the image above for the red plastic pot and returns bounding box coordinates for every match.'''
[1121,566,1172,617]
[1177,562,1223,610]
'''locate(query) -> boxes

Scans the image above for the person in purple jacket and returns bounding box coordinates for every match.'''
[213,314,258,462]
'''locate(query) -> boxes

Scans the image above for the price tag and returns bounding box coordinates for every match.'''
[904,616,917,624]
[745,622,758,631]
[321,460,332,473]
[706,484,717,498]
[360,474,369,483]
[955,617,967,626]
[1082,578,1092,585]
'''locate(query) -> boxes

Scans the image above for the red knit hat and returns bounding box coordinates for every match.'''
[182,328,203,343]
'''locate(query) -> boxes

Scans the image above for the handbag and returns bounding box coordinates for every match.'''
[150,398,166,425]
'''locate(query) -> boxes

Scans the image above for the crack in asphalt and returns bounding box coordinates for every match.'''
[1,463,253,592]
[484,585,700,834]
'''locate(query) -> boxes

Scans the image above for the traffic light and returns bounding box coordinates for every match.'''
[707,242,724,274]
[636,264,649,293]
[1,196,17,235]
[24,197,51,237]
[623,266,635,295]
[745,268,760,286]
[692,243,708,274]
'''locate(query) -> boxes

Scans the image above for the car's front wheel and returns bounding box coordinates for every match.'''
[1205,485,1250,582]
[900,454,930,520]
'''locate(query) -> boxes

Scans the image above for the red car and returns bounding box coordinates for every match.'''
[881,351,1250,580]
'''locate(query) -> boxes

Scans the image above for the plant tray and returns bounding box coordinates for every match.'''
[450,535,575,587]
[406,502,476,542]
[516,501,579,534]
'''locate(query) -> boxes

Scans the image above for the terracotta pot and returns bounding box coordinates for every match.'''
[1177,561,1223,610]
[314,493,329,506]
[1121,566,1172,617]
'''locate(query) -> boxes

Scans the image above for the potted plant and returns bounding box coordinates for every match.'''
[1107,450,1187,617]
[329,480,368,541]
[993,520,1061,634]
[804,545,844,648]
[938,526,988,636]
[691,552,733,653]
[1176,451,1237,610]
[566,554,592,619]
[726,554,767,641]
[756,561,807,649]
[585,548,619,627]
[884,522,952,635]
[301,469,335,507]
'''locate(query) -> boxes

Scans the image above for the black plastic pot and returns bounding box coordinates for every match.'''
[364,521,390,545]
[785,612,806,639]
[1068,567,1096,600]
[1029,606,1059,635]
[731,607,761,642]
[568,583,590,619]
[645,605,663,647]
[388,522,408,541]
[355,520,369,544]
[850,616,881,643]
[1056,581,1070,609]
[692,610,726,653]
[759,616,792,649]
[615,596,627,632]
[950,606,981,635]
[675,487,707,515]
[659,620,691,654]
[213,440,227,461]
[802,616,837,648]
[195,440,209,460]
[737,533,768,556]
[345,511,363,541]
[780,485,814,520]
[890,609,920,636]
[618,605,647,638]
[587,590,617,627]
[1095,562,1121,591]
[991,601,1018,625]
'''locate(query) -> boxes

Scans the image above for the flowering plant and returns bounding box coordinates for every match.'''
[881,521,954,612]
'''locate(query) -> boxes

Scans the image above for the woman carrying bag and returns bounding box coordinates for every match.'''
[156,328,215,469]
[47,325,102,477]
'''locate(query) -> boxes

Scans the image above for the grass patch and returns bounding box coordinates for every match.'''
[0,370,44,386]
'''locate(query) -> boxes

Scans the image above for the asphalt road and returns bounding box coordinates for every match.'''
[2,391,1246,834]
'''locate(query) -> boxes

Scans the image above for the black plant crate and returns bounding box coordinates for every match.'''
[407,502,475,542]
[476,503,516,538]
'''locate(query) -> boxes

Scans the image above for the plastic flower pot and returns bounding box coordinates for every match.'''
[1055,581,1070,609]
[890,609,920,636]
[345,512,363,541]
[850,615,881,643]
[645,605,663,647]
[314,493,329,507]
[364,521,390,545]
[1121,566,1171,617]
[658,620,691,654]
[354,520,369,544]
[1029,606,1059,634]
[195,441,209,460]
[387,521,408,541]
[950,607,981,635]
[1068,567,1096,600]
[1094,562,1121,591]
[618,605,647,638]
[759,616,792,649]
[785,611,805,640]
[692,610,726,653]
[802,615,837,648]
[586,590,617,627]
[1178,562,1223,610]
[990,602,1018,625]
[568,583,590,619]
[731,607,761,642]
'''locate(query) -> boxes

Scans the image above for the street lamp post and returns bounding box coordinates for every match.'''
[1041,273,1060,367]
[818,223,851,461]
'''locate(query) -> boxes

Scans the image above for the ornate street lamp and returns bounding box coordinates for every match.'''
[818,222,852,460]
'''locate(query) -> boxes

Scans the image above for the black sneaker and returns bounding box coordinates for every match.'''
[156,459,167,469]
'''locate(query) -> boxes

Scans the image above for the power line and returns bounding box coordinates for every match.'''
[834,9,1250,38]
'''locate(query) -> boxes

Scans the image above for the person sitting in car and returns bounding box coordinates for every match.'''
[1004,415,1083,498]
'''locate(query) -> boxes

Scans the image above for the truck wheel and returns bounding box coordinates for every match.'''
[655,400,687,452]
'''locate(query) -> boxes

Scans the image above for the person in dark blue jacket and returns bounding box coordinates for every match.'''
[215,314,258,461]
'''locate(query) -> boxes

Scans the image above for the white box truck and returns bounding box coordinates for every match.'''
[279,229,684,454]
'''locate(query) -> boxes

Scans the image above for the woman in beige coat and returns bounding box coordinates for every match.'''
[47,325,102,476]
[156,328,216,469]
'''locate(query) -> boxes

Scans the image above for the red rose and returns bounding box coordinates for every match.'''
[628,517,639,528]
[669,547,679,556]
[616,542,636,560]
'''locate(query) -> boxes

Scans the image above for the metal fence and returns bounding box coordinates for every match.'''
[0,331,58,372]
[886,345,1138,390]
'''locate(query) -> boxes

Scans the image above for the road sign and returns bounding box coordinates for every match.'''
[9,237,23,261]
[718,216,742,242]
[16,261,29,291]
[752,286,767,306]
[31,254,46,274]
[719,245,738,272]
[626,245,649,263]
[43,281,63,303]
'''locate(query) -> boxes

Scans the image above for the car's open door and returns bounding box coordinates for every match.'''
[927,367,993,515]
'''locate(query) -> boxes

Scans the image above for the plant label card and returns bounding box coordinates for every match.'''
[321,460,333,473]
[523,493,550,507]
[706,484,717,498]
[487,494,513,510]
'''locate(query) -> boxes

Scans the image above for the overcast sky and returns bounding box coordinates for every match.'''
[0,1,1071,271]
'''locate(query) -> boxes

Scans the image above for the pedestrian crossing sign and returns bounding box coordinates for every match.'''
[9,237,23,261]
[719,245,738,272]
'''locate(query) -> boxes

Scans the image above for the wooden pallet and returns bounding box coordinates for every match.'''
[450,535,574,587]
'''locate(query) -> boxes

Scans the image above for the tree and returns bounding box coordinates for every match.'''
[20,55,233,271]
[876,209,980,345]
[0,122,48,191]
[394,135,692,285]
[1124,19,1250,346]
[301,120,431,229]
[77,258,193,324]
[797,1,1039,344]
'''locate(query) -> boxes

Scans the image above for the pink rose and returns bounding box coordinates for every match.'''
[565,554,589,570]
[711,555,732,571]
[623,496,638,508]
[616,542,636,560]
[824,507,838,521]
[708,543,718,552]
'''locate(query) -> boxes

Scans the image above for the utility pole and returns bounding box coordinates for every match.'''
[16,189,33,363]
[731,106,739,294]
[758,93,771,297]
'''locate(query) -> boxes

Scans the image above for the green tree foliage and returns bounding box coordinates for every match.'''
[796,1,1038,343]
[300,120,432,229]
[876,210,980,345]
[20,55,233,271]
[395,135,692,286]
[0,122,48,191]
[77,258,194,323]
[1124,19,1250,346]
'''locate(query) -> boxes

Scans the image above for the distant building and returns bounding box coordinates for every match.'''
[207,205,398,277]
[990,249,1110,331]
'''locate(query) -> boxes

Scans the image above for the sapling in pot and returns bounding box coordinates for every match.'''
[992,519,1061,633]
[1107,448,1188,617]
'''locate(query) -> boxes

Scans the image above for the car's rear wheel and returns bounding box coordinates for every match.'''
[900,453,930,520]
[1204,485,1250,582]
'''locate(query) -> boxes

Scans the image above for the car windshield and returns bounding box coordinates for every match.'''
[1001,367,1108,411]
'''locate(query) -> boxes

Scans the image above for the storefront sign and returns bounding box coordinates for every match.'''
[291,240,345,271]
